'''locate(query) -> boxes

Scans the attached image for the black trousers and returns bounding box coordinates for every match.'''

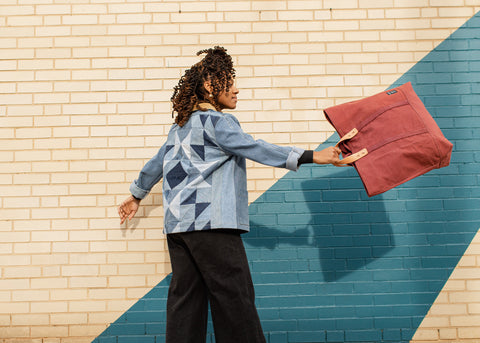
[165,229,266,343]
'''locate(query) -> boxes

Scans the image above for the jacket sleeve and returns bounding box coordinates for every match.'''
[214,114,304,171]
[129,143,167,199]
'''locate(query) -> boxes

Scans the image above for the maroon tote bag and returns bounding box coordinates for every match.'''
[323,82,453,197]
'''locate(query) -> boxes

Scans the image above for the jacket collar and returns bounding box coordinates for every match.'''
[193,102,218,112]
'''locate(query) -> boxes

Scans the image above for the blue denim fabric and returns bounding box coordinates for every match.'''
[130,108,304,234]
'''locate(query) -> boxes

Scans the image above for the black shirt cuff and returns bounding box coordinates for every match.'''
[297,150,314,166]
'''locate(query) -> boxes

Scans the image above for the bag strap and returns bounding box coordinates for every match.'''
[335,128,368,166]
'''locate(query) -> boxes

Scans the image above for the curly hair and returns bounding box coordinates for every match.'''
[171,46,236,127]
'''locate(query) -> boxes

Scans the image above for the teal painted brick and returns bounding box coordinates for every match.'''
[364,258,403,270]
[284,191,322,202]
[256,203,296,214]
[316,282,354,295]
[372,269,411,281]
[332,224,370,236]
[126,311,164,323]
[277,283,316,296]
[434,61,470,72]
[444,198,480,210]
[269,180,294,191]
[471,61,480,71]
[424,95,462,106]
[374,294,411,306]
[335,318,373,330]
[374,317,412,329]
[277,213,312,226]
[261,319,297,332]
[295,202,332,213]
[353,281,392,294]
[106,323,145,335]
[313,213,351,225]
[392,304,431,316]
[258,308,280,320]
[94,338,116,343]
[117,336,154,343]
[415,72,452,83]
[335,295,374,307]
[295,179,330,190]
[265,192,285,203]
[451,49,480,60]
[326,330,344,342]
[269,332,288,343]
[145,323,164,334]
[299,319,336,331]
[436,38,469,50]
[455,116,480,128]
[455,139,480,151]
[410,269,449,281]
[344,330,382,342]
[288,331,326,342]
[462,94,480,105]
[382,329,401,340]
[322,190,360,201]
[419,51,450,62]
[279,307,318,319]
[427,232,476,245]
[251,261,291,273]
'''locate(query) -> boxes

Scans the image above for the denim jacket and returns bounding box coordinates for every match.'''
[130,105,304,234]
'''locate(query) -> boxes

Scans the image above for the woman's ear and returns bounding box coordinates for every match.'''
[203,81,213,95]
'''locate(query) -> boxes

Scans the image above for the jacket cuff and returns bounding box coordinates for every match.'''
[285,147,305,171]
[129,180,149,200]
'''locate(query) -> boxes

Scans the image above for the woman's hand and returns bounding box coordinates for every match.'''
[118,195,141,224]
[313,146,343,166]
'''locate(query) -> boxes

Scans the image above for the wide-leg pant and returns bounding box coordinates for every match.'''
[165,229,266,343]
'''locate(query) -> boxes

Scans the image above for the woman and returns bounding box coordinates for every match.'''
[118,46,341,343]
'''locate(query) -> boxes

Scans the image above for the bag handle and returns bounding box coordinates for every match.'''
[335,128,368,166]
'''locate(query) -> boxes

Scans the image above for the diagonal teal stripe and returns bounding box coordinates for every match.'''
[94,11,480,343]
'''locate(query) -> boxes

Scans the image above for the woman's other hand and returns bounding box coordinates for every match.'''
[118,195,140,224]
[313,146,342,166]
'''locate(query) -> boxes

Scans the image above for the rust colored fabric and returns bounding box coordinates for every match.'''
[324,82,453,197]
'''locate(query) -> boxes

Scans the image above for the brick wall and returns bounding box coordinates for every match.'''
[0,1,479,342]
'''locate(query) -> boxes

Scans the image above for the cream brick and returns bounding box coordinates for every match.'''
[12,290,50,302]
[11,314,49,326]
[0,326,30,337]
[451,315,480,327]
[451,267,480,280]
[31,230,68,242]
[69,183,107,195]
[438,6,474,17]
[467,280,480,290]
[438,328,457,339]
[108,275,146,288]
[51,241,88,253]
[458,326,480,338]
[36,4,71,14]
[4,197,41,208]
[3,266,41,279]
[431,303,468,315]
[13,241,52,254]
[61,265,99,277]
[35,70,70,81]
[88,288,125,301]
[30,325,69,337]
[443,279,466,291]
[412,328,439,340]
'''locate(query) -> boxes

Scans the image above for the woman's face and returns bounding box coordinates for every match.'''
[217,83,239,110]
[204,79,239,111]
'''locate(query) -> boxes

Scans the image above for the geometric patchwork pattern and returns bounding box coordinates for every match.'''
[162,112,222,233]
